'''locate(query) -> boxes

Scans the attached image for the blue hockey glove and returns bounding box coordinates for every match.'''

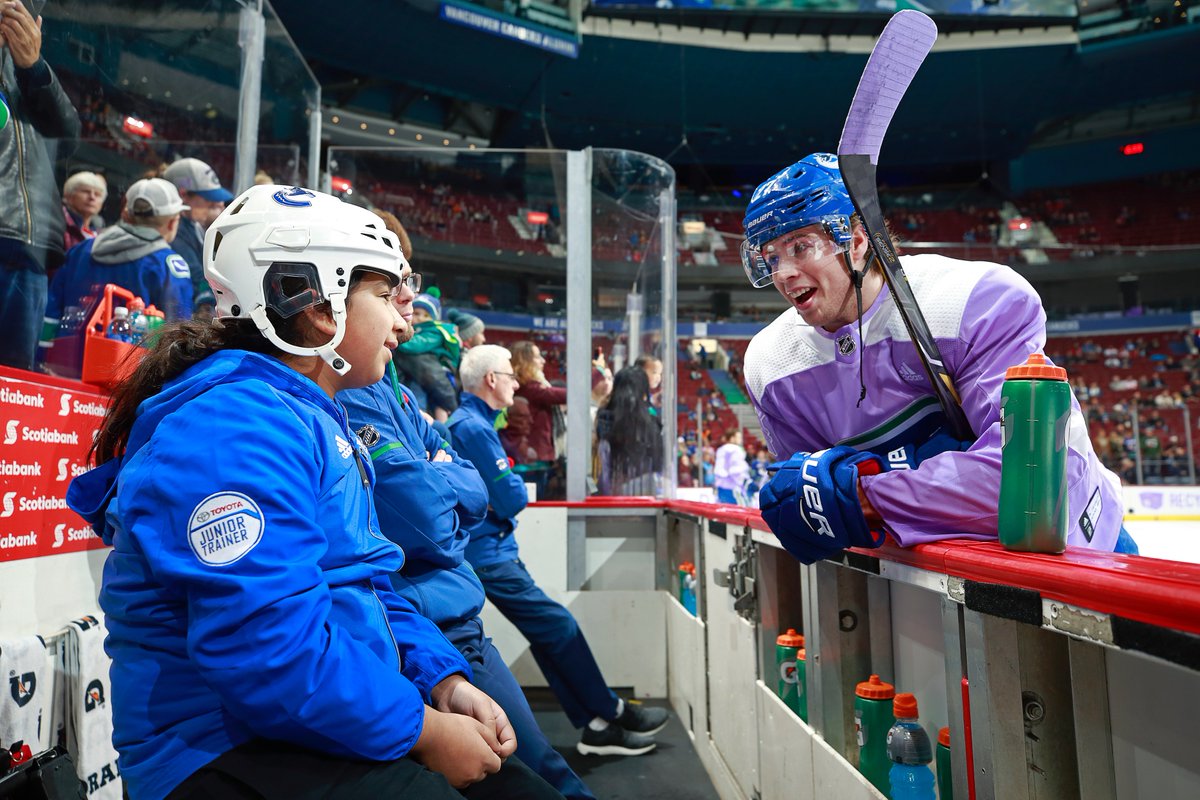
[872,429,972,472]
[759,445,885,565]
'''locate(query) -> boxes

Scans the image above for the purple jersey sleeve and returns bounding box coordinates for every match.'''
[859,266,1123,550]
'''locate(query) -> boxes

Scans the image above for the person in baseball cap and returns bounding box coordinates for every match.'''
[163,157,234,204]
[162,157,232,305]
[42,178,195,354]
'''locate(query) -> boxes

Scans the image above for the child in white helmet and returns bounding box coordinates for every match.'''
[67,185,562,800]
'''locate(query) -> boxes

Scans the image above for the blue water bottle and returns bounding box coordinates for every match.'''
[106,307,133,343]
[887,693,935,800]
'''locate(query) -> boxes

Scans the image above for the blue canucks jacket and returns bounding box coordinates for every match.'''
[66,350,469,800]
[47,224,194,325]
[341,369,490,627]
[448,392,529,568]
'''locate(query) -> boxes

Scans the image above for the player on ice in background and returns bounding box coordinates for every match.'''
[740,154,1134,564]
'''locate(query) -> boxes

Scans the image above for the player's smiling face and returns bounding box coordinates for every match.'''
[768,223,871,331]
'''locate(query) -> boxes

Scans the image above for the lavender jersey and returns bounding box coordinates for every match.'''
[744,253,1122,551]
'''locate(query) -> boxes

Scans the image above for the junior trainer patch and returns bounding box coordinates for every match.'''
[187,491,265,566]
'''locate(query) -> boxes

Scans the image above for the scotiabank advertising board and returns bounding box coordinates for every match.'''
[0,370,109,562]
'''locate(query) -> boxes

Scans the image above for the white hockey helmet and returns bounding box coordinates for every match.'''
[203,185,407,375]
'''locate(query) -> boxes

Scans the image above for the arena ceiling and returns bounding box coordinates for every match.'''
[276,1,1200,178]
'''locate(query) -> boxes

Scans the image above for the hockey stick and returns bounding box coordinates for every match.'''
[838,9,973,441]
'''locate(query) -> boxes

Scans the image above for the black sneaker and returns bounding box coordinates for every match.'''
[576,725,657,757]
[616,700,670,736]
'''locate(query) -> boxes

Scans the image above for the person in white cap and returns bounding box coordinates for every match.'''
[163,157,234,302]
[42,178,195,354]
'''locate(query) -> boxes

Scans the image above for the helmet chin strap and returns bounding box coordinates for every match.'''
[842,249,877,409]
[250,295,353,376]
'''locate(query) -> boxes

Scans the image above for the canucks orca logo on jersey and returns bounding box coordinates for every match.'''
[167,254,190,279]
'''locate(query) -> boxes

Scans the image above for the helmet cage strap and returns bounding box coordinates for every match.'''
[249,293,353,376]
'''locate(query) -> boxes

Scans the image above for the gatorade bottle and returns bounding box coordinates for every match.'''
[683,564,698,616]
[887,693,935,800]
[775,629,804,717]
[855,674,896,795]
[128,298,148,345]
[795,647,808,723]
[998,353,1071,553]
[106,307,133,343]
[936,726,953,800]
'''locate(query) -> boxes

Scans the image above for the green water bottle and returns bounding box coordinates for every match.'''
[855,674,896,795]
[998,353,1071,553]
[936,726,952,800]
[775,629,804,717]
[795,647,808,723]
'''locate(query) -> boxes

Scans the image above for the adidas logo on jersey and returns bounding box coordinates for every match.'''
[335,435,354,459]
[898,362,923,384]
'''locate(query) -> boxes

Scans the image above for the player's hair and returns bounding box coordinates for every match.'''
[460,344,513,392]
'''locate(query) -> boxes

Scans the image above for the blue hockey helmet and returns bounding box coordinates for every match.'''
[741,153,855,287]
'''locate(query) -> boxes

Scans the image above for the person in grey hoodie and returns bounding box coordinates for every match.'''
[42,177,194,349]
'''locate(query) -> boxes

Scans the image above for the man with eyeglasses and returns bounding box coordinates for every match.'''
[341,264,589,799]
[740,153,1132,564]
[449,345,671,759]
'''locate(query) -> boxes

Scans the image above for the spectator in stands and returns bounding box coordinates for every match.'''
[42,178,194,355]
[341,273,594,800]
[713,429,751,505]
[0,1,80,369]
[505,341,567,500]
[449,345,670,758]
[590,361,613,424]
[740,153,1133,563]
[67,186,560,799]
[253,170,275,186]
[448,307,487,348]
[163,157,233,304]
[392,288,463,422]
[596,366,663,497]
[503,396,536,465]
[61,170,107,255]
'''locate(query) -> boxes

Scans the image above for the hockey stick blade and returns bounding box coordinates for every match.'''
[838,11,973,441]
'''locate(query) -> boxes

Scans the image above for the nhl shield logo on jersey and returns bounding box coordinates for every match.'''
[836,335,856,356]
[9,672,36,707]
[187,491,265,566]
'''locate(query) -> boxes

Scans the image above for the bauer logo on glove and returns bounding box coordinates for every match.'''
[759,445,886,564]
[798,451,838,539]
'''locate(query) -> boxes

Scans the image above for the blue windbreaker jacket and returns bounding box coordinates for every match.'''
[341,372,490,627]
[66,350,469,800]
[448,392,529,568]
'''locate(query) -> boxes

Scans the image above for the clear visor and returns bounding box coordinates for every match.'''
[740,228,847,288]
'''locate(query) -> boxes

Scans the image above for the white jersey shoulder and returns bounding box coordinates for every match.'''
[743,253,999,403]
[744,307,819,404]
[882,253,996,343]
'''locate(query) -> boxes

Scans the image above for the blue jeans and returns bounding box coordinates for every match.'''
[474,558,620,729]
[0,244,48,371]
[443,617,595,800]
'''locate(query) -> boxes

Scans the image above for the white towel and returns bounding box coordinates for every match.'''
[63,614,121,799]
[0,635,50,753]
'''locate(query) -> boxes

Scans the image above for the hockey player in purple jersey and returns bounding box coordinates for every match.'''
[740,154,1133,563]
